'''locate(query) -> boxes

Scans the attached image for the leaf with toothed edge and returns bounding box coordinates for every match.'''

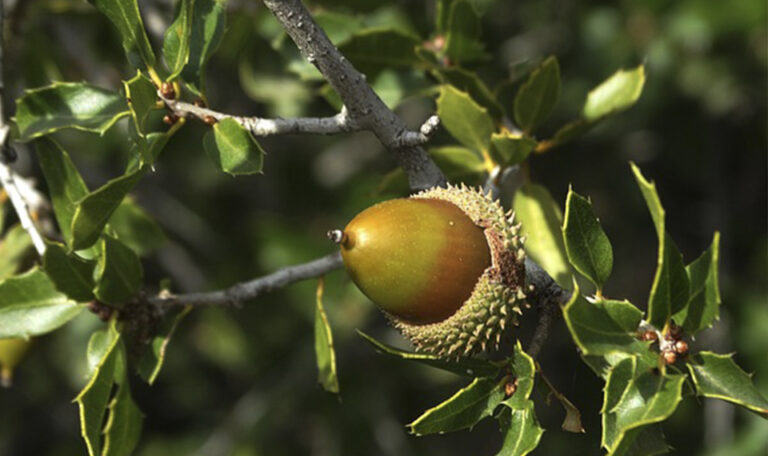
[687,352,768,418]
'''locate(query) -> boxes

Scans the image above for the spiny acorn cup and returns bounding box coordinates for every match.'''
[331,184,528,358]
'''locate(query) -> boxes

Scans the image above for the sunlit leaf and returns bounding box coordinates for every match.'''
[87,0,157,70]
[314,278,339,393]
[562,187,613,291]
[437,85,495,153]
[687,352,768,418]
[203,118,265,175]
[584,65,645,121]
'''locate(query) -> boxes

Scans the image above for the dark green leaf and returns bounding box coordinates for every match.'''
[163,0,193,80]
[514,56,560,133]
[687,352,768,418]
[203,118,265,175]
[137,306,190,384]
[489,133,536,167]
[102,343,143,456]
[122,72,157,138]
[500,342,536,409]
[444,0,488,65]
[93,236,143,307]
[42,242,96,302]
[0,225,33,280]
[357,330,500,378]
[87,0,157,70]
[315,280,339,393]
[408,376,505,435]
[337,28,422,77]
[76,323,121,456]
[434,67,504,119]
[496,402,544,456]
[631,163,689,328]
[584,65,645,121]
[673,232,721,334]
[127,129,180,172]
[108,199,166,256]
[71,168,145,251]
[437,85,495,153]
[35,138,89,242]
[563,286,647,357]
[512,183,570,287]
[0,268,82,338]
[180,0,226,97]
[538,118,593,152]
[15,83,128,140]
[562,187,613,291]
[609,425,670,456]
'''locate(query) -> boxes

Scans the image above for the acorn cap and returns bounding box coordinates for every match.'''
[339,184,527,358]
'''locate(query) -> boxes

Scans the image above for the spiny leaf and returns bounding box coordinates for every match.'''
[673,232,721,335]
[687,352,768,418]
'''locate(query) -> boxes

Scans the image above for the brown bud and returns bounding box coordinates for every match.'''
[160,81,176,100]
[163,114,178,125]
[663,351,677,365]
[193,98,206,108]
[504,380,517,397]
[642,330,658,342]
[674,340,689,355]
[203,115,217,126]
[669,324,683,338]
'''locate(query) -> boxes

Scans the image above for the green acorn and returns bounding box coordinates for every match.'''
[331,184,527,358]
[0,338,31,387]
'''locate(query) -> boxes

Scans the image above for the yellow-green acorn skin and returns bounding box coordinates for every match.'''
[340,198,491,324]
[338,184,528,358]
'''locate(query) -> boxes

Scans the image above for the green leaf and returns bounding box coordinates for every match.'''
[500,342,536,409]
[584,65,645,121]
[70,168,145,251]
[163,0,193,80]
[434,67,504,119]
[538,118,593,152]
[15,83,128,140]
[631,163,689,328]
[357,330,500,378]
[437,85,495,153]
[76,323,121,456]
[0,268,82,338]
[687,352,768,418]
[563,288,648,358]
[609,425,670,456]
[602,357,685,453]
[0,225,33,281]
[42,242,96,303]
[35,138,89,242]
[93,236,144,307]
[562,187,614,291]
[673,232,721,335]
[489,133,536,167]
[514,56,561,133]
[203,118,265,175]
[512,183,570,287]
[496,402,544,456]
[179,0,226,97]
[337,28,422,77]
[127,129,180,172]
[137,306,190,384]
[408,376,506,435]
[444,0,488,65]
[108,199,166,256]
[122,72,158,165]
[315,280,339,393]
[102,373,143,456]
[87,0,157,70]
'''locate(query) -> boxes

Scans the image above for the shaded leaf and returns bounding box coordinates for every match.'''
[437,85,495,153]
[203,118,265,175]
[179,0,226,97]
[42,242,96,302]
[537,118,593,152]
[0,225,33,281]
[93,236,143,307]
[673,232,721,334]
[137,306,190,384]
[609,425,670,456]
[631,163,689,328]
[15,83,128,140]
[122,72,156,137]
[434,67,504,119]
[87,0,157,70]
[687,352,768,418]
[71,168,145,251]
[314,278,339,393]
[358,330,500,378]
[514,56,560,133]
[102,342,143,456]
[496,402,544,456]
[409,376,505,435]
[562,187,613,291]
[512,183,570,287]
[0,268,82,338]
[584,65,645,121]
[338,28,422,77]
[489,133,536,167]
[444,0,488,65]
[163,0,193,80]
[500,342,536,409]
[108,199,167,256]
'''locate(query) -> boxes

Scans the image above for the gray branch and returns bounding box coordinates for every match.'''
[261,0,446,191]
[149,252,343,307]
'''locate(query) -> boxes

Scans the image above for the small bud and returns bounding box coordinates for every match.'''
[163,114,178,125]
[669,324,683,338]
[642,330,658,342]
[504,380,517,397]
[160,81,176,100]
[193,98,206,108]
[663,351,677,365]
[204,115,217,126]
[674,340,689,355]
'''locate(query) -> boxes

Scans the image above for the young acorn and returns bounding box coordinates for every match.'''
[330,184,528,358]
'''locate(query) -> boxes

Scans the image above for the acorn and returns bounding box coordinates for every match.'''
[0,338,31,387]
[332,184,527,358]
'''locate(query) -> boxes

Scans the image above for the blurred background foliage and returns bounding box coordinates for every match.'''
[0,0,765,454]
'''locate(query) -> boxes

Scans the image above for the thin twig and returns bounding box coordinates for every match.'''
[0,3,46,256]
[149,252,344,307]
